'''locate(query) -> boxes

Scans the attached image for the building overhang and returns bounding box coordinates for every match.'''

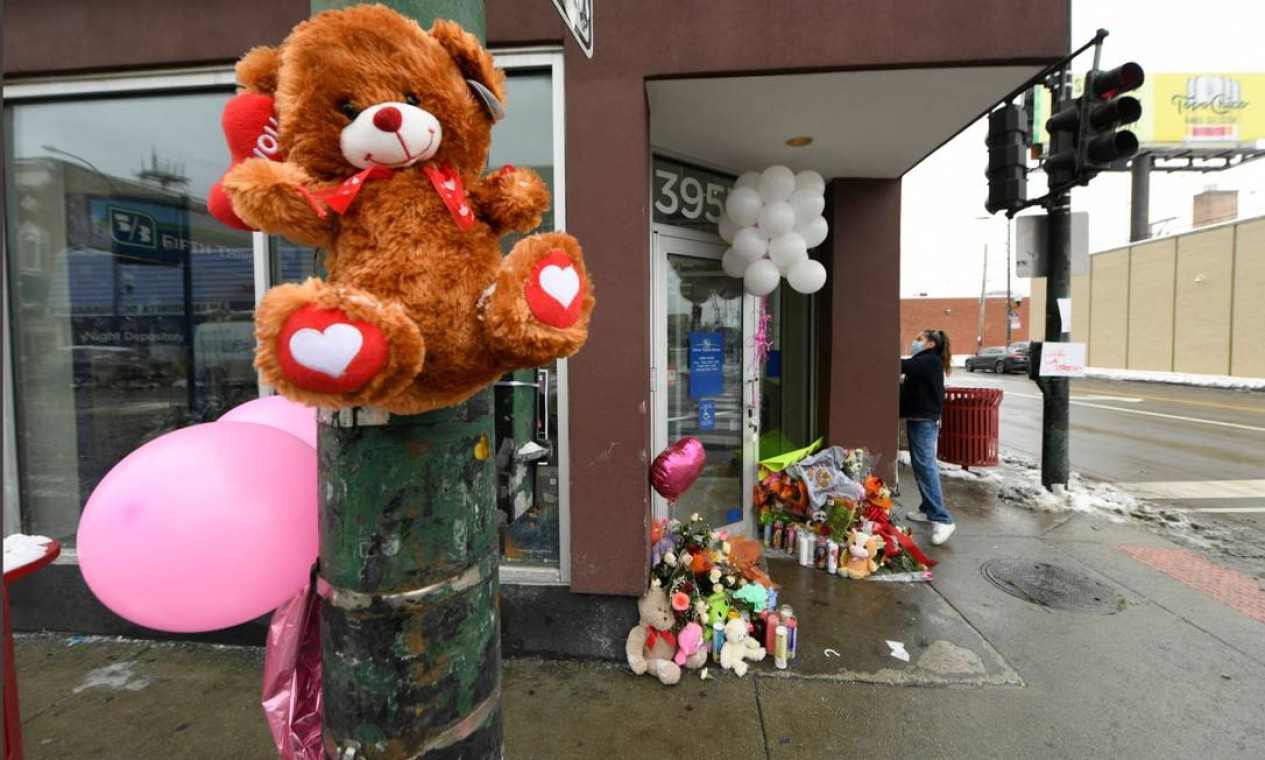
[648,65,1042,179]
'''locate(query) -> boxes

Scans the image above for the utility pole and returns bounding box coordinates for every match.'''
[1039,193,1070,489]
[1130,152,1152,242]
[976,243,988,352]
[310,2,502,759]
[1005,220,1013,347]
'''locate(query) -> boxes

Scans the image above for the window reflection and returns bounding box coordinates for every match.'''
[6,92,256,542]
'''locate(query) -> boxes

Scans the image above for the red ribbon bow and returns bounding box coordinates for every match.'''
[645,625,676,651]
[297,162,476,230]
[298,165,393,218]
[865,505,938,568]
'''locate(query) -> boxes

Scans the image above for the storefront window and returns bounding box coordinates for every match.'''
[5,89,253,543]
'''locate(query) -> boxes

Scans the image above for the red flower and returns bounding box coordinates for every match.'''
[671,592,691,612]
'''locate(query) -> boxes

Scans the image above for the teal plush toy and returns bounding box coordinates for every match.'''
[734,582,769,613]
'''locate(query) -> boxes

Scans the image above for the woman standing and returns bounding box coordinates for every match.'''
[900,329,955,545]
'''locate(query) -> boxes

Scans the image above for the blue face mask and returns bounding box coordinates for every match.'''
[910,340,924,354]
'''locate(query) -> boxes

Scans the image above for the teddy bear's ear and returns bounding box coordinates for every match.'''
[429,19,507,122]
[236,46,281,96]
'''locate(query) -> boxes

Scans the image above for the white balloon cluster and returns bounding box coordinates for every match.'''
[719,166,829,297]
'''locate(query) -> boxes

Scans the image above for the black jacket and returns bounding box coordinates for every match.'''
[900,350,945,420]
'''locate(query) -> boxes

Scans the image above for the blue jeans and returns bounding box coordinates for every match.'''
[906,419,952,524]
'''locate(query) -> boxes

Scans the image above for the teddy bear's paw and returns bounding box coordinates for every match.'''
[276,304,390,394]
[483,232,594,367]
[254,280,424,407]
[654,660,682,686]
[473,165,551,234]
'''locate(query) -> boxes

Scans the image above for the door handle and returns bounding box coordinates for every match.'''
[536,367,551,443]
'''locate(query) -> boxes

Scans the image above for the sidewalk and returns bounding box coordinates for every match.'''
[10,464,1265,759]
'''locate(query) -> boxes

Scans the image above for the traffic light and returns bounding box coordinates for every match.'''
[1043,62,1145,187]
[1082,62,1144,169]
[985,104,1029,214]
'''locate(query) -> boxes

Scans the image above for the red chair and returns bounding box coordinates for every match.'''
[4,539,61,760]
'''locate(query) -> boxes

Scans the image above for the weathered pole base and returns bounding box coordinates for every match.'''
[317,392,502,759]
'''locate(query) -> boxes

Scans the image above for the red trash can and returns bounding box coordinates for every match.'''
[937,387,1003,468]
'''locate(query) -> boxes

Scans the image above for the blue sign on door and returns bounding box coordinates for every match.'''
[689,331,723,398]
[698,400,716,430]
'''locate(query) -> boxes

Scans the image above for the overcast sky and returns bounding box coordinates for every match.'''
[900,0,1265,299]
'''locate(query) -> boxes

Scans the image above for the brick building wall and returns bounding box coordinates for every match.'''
[900,297,1029,356]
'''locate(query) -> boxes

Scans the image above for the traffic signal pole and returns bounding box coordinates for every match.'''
[1039,193,1071,490]
[308,2,502,759]
[996,30,1142,492]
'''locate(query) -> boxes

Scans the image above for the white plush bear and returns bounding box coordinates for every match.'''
[718,617,767,677]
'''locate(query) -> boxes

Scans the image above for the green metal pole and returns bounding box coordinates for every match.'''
[308,2,497,758]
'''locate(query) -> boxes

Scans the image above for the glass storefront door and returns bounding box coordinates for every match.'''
[652,227,756,536]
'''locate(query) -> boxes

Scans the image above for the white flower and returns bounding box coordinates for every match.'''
[691,513,701,522]
[721,541,732,554]
[709,568,722,584]
[700,668,711,680]
[664,551,677,567]
[725,575,736,586]
[680,551,692,567]
[694,600,708,616]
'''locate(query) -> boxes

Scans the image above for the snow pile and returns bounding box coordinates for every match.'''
[1084,366,1265,391]
[936,452,1140,522]
[3,533,55,573]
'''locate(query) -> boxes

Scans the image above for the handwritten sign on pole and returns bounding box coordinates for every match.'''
[1038,342,1086,377]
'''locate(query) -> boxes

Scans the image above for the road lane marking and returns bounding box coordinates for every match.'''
[1003,392,1265,433]
[1117,479,1265,499]
[1072,395,1142,402]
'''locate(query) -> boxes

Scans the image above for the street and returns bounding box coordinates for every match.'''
[948,370,1265,532]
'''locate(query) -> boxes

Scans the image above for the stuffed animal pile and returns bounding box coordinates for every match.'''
[213,5,594,414]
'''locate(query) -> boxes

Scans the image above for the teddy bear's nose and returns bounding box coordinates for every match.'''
[372,106,403,132]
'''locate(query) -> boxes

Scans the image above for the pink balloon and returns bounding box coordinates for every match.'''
[650,437,707,501]
[77,422,318,633]
[219,394,317,449]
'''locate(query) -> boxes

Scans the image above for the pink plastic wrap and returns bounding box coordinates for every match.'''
[261,579,323,760]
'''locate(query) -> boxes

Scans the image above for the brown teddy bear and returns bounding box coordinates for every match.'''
[625,587,682,686]
[219,5,594,414]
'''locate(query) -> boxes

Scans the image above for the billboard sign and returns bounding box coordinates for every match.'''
[1146,73,1261,145]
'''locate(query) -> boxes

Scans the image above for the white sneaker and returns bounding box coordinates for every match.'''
[931,521,956,546]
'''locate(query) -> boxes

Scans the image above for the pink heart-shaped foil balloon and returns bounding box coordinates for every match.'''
[650,437,707,501]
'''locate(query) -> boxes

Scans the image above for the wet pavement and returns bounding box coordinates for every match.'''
[9,465,1265,758]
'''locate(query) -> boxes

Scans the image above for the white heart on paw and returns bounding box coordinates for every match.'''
[539,264,580,309]
[289,324,364,378]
